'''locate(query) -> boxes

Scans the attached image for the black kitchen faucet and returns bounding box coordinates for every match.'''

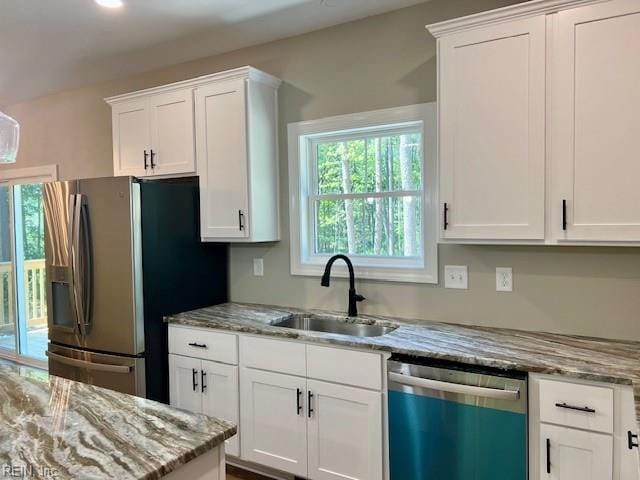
[320,254,365,317]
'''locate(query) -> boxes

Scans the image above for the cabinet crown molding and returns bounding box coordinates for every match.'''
[104,66,281,104]
[426,0,609,37]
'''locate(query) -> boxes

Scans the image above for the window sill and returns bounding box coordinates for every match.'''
[291,262,438,284]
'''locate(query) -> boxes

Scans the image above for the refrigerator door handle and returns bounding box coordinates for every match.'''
[67,193,81,335]
[47,351,132,373]
[78,197,93,336]
[69,194,92,337]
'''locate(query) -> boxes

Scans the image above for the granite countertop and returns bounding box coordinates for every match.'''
[0,362,236,480]
[167,302,640,432]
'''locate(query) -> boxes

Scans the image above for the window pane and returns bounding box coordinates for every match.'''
[0,185,16,352]
[316,132,422,195]
[15,183,47,361]
[315,195,422,258]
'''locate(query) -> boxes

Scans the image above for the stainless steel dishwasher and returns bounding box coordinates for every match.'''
[388,355,528,480]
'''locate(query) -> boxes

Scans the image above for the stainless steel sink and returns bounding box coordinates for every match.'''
[272,314,397,337]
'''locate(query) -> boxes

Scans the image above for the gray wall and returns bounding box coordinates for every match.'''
[3,0,639,340]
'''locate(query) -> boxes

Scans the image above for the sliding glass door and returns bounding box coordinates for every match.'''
[0,181,47,364]
[0,185,16,353]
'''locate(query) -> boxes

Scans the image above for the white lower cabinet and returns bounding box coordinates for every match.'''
[540,423,613,480]
[168,326,386,478]
[530,374,638,480]
[240,368,308,477]
[201,360,240,457]
[307,379,383,480]
[169,354,203,414]
[240,370,383,480]
[239,336,385,480]
[169,353,240,457]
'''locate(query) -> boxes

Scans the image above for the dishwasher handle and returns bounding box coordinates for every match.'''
[388,372,520,401]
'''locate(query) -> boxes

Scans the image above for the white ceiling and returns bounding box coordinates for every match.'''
[0,0,426,106]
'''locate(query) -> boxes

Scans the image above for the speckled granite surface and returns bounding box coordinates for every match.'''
[0,362,236,480]
[167,302,640,433]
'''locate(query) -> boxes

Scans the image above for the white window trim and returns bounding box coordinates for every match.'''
[0,165,58,185]
[288,103,438,284]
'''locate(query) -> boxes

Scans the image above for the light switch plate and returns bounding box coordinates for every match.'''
[253,258,264,277]
[496,267,513,292]
[444,265,468,289]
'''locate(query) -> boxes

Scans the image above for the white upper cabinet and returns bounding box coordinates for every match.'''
[550,0,640,242]
[109,90,195,178]
[148,89,196,177]
[438,16,546,241]
[195,72,280,242]
[111,98,151,177]
[195,79,250,240]
[428,0,640,245]
[106,66,281,242]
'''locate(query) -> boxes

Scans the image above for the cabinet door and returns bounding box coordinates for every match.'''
[539,424,613,480]
[111,98,151,177]
[149,89,196,176]
[551,0,640,242]
[201,360,240,457]
[439,16,545,240]
[617,387,640,480]
[307,379,383,480]
[195,79,250,240]
[240,368,307,477]
[169,354,202,413]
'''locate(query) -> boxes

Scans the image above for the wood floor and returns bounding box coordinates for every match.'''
[226,465,272,480]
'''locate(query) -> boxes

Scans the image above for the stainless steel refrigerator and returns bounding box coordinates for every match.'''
[44,176,228,403]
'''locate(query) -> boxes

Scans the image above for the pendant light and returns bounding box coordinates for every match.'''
[0,111,19,163]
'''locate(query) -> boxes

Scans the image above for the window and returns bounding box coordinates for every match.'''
[0,165,57,367]
[288,104,437,283]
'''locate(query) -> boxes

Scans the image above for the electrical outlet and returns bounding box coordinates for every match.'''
[444,265,468,289]
[496,267,513,292]
[253,258,264,277]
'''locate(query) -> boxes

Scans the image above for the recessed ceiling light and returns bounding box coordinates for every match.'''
[95,0,123,8]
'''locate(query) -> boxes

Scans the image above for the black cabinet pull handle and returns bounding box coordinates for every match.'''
[143,150,149,170]
[555,402,596,414]
[150,149,156,169]
[443,203,449,230]
[308,391,314,418]
[238,210,245,231]
[296,388,302,415]
[201,370,207,393]
[188,342,207,349]
[546,438,551,474]
[629,431,639,450]
[192,368,198,392]
[562,199,567,231]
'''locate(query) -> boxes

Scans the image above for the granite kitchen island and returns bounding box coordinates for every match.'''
[0,361,236,480]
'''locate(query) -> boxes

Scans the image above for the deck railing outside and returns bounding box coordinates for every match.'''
[0,259,47,331]
[0,262,14,333]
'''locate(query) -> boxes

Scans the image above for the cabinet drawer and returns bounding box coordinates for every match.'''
[538,379,613,433]
[240,336,306,377]
[306,345,382,390]
[168,326,238,365]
